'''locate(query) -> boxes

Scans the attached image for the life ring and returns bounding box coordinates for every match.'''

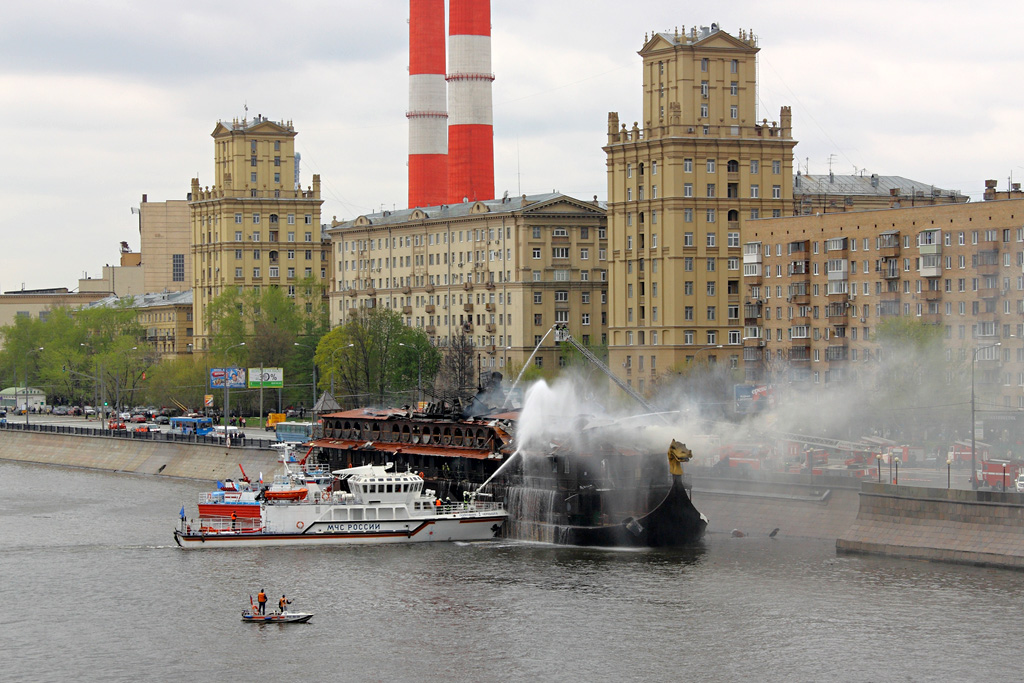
[296,521,304,529]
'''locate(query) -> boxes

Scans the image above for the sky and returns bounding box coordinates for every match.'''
[3,0,1023,294]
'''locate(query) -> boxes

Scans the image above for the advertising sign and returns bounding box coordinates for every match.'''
[209,367,246,389]
[248,367,284,389]
[204,394,214,407]
[734,384,773,413]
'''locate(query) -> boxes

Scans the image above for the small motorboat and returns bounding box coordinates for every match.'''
[241,608,313,624]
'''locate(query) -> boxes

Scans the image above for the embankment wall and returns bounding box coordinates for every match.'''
[0,429,280,481]
[690,471,863,540]
[837,482,1024,569]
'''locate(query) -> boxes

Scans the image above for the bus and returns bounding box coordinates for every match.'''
[169,416,215,436]
[275,421,313,443]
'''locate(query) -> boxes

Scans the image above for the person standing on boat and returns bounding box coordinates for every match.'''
[257,590,267,614]
[231,511,238,530]
[278,595,291,613]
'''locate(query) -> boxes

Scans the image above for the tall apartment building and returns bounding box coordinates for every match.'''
[138,195,191,293]
[604,25,796,394]
[327,193,607,375]
[742,193,1024,415]
[188,116,324,349]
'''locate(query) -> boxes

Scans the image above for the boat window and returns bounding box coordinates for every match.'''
[386,485,393,493]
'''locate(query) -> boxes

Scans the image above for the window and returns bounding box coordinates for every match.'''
[750,184,759,198]
[252,213,261,224]
[269,266,279,277]
[552,247,569,259]
[701,58,708,72]
[706,159,716,173]
[555,290,568,303]
[534,313,543,326]
[772,160,781,174]
[304,232,312,242]
[305,214,313,224]
[684,232,694,247]
[580,248,589,260]
[727,232,740,248]
[707,233,716,248]
[253,267,261,278]
[700,103,708,118]
[172,254,185,282]
[730,105,738,119]
[684,257,693,271]
[252,231,260,242]
[582,313,590,326]
[731,82,739,96]
[235,268,243,278]
[706,209,716,223]
[684,158,693,173]
[684,306,694,321]
[707,183,716,198]
[235,249,243,259]
[772,185,781,199]
[287,267,295,278]
[730,59,738,73]
[684,183,693,198]
[532,248,541,259]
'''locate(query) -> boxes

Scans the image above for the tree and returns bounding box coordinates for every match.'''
[324,308,430,408]
[435,332,477,404]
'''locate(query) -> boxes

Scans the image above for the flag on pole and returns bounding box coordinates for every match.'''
[179,505,185,520]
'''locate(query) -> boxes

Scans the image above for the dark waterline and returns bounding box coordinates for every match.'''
[2,460,1022,682]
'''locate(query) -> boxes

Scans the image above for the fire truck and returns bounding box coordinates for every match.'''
[978,460,1023,490]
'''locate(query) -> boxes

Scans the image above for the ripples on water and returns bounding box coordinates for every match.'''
[2,460,1023,682]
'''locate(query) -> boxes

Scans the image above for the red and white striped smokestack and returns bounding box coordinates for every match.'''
[407,0,448,209]
[447,0,494,204]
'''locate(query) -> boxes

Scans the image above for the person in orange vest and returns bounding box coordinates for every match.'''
[278,595,291,613]
[231,511,238,530]
[257,589,267,614]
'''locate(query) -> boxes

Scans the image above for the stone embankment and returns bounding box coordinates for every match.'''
[689,469,863,540]
[0,429,280,481]
[837,482,1024,569]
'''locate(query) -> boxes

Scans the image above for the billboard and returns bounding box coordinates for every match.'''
[734,384,774,413]
[210,367,246,389]
[248,367,284,389]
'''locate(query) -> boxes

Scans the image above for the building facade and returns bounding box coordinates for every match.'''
[604,25,797,394]
[189,116,324,349]
[327,193,607,375]
[82,291,194,358]
[742,194,1024,411]
[139,195,191,293]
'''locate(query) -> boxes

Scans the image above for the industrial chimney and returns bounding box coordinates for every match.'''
[407,0,448,209]
[447,0,494,204]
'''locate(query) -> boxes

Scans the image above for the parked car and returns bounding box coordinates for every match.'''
[52,406,68,416]
[83,406,96,416]
[130,414,147,423]
[154,415,170,425]
[108,421,126,430]
[1016,473,1024,493]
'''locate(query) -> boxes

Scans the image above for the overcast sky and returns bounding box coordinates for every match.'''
[3,1,1022,293]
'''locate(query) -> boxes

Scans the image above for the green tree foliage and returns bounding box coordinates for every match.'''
[870,317,952,439]
[320,308,435,408]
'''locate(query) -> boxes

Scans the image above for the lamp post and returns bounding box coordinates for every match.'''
[223,342,245,446]
[294,342,317,419]
[22,346,43,426]
[398,342,423,407]
[971,342,1001,489]
[330,343,355,397]
[80,343,107,429]
[947,454,953,489]
[876,452,883,483]
[894,456,900,485]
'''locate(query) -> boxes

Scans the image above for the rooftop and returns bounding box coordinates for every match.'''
[794,173,963,199]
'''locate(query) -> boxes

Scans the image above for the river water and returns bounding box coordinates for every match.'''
[2,459,1022,682]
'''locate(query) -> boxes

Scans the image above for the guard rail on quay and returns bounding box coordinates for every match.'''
[0,420,274,449]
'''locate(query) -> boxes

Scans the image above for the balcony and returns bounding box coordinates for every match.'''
[402,286,411,295]
[789,345,811,362]
[425,304,435,314]
[402,305,412,315]
[425,325,436,335]
[463,303,474,312]
[825,346,848,362]
[921,312,943,324]
[742,347,763,362]
[881,262,900,279]
[347,307,359,317]
[425,283,434,293]
[485,323,496,333]
[743,304,762,320]
[463,281,474,291]
[979,287,999,300]
[485,303,495,312]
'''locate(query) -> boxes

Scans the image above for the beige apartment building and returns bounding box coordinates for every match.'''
[604,25,797,394]
[189,116,325,349]
[327,193,607,375]
[138,196,191,293]
[82,291,194,358]
[742,192,1024,411]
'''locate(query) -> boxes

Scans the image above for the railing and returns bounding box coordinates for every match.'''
[0,421,275,448]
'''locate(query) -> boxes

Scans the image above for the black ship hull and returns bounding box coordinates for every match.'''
[507,475,707,548]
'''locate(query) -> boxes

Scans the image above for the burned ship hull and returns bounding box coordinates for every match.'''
[311,403,707,548]
[542,476,706,547]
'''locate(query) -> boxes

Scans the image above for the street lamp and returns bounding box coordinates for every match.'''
[329,343,355,397]
[691,344,724,363]
[23,346,43,426]
[876,452,883,483]
[294,342,317,418]
[947,454,953,489]
[398,342,423,407]
[894,455,901,485]
[971,342,1001,489]
[223,342,245,446]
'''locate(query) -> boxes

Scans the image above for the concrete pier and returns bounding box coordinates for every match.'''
[0,429,280,481]
[837,482,1024,569]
